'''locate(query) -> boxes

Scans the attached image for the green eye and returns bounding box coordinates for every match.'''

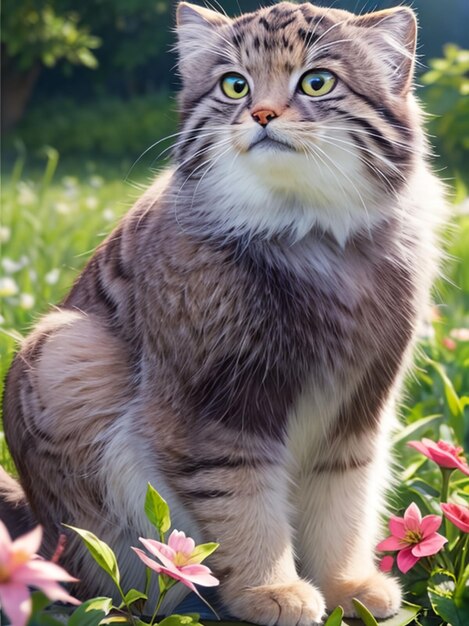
[300,70,336,97]
[221,73,249,99]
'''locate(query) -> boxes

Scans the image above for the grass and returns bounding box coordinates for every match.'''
[0,148,468,623]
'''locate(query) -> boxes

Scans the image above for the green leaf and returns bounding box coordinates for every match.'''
[30,591,53,614]
[65,525,120,587]
[189,542,219,563]
[120,588,147,609]
[158,615,203,626]
[67,597,113,626]
[144,483,171,535]
[375,603,421,625]
[427,359,464,440]
[352,599,379,626]
[324,605,344,626]
[427,569,468,626]
[392,414,442,445]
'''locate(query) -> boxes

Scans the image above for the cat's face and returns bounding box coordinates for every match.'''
[175,2,421,244]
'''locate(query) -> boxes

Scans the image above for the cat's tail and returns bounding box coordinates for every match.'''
[0,465,35,538]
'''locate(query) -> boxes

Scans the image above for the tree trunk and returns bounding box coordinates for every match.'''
[1,59,41,133]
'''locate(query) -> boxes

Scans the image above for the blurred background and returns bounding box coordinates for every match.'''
[1,0,468,178]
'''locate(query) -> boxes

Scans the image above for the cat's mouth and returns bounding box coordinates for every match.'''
[249,135,295,153]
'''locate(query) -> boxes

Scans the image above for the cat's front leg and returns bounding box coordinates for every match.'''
[176,444,326,626]
[290,407,401,619]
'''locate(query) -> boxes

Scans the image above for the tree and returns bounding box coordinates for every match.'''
[1,1,100,131]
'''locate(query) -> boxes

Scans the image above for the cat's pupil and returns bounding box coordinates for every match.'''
[309,76,325,91]
[233,79,245,93]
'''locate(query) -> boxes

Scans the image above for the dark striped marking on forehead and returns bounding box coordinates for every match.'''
[230,2,336,48]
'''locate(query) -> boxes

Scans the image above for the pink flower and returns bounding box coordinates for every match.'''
[442,337,457,351]
[377,503,447,574]
[132,530,219,596]
[441,502,469,533]
[0,522,79,626]
[379,555,395,573]
[408,438,469,475]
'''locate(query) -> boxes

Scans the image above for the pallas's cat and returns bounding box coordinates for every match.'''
[3,2,445,623]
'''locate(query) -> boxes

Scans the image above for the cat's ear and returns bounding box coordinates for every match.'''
[176,2,230,28]
[355,7,417,96]
[176,3,231,78]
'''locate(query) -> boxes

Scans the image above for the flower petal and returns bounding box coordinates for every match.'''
[408,440,431,457]
[12,526,43,558]
[132,547,167,575]
[179,564,219,587]
[34,580,80,605]
[441,503,469,533]
[411,533,447,557]
[376,536,404,552]
[396,547,420,574]
[379,556,394,573]
[389,516,406,539]
[0,582,32,626]
[420,515,442,538]
[138,537,176,569]
[14,560,78,585]
[168,530,195,556]
[455,458,469,476]
[404,503,422,532]
[0,520,13,564]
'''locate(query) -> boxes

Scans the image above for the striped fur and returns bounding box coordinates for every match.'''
[3,3,446,624]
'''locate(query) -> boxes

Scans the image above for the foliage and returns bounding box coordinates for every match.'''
[421,45,469,187]
[5,93,178,160]
[64,483,217,626]
[1,1,100,70]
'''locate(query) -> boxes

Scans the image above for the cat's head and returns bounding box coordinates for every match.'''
[174,1,422,244]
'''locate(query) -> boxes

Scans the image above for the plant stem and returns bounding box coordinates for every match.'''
[458,533,469,581]
[117,582,136,626]
[150,589,167,626]
[440,468,453,540]
[440,468,452,503]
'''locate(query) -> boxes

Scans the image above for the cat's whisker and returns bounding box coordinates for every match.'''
[125,126,228,180]
[306,18,349,63]
[310,140,374,237]
[318,135,401,199]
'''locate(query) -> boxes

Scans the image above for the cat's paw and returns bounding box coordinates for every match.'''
[226,579,326,626]
[324,571,401,619]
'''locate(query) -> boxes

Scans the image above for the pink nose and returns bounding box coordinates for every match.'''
[251,108,278,127]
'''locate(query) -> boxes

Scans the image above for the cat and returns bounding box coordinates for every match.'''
[2,2,446,624]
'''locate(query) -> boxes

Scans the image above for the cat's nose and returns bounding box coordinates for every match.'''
[251,107,278,127]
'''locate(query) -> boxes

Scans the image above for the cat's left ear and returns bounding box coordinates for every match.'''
[176,2,231,77]
[355,7,417,96]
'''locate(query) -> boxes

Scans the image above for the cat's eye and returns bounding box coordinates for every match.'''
[299,70,336,97]
[220,73,249,99]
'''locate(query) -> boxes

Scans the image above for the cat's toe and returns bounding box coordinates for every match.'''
[226,579,326,626]
[324,571,401,619]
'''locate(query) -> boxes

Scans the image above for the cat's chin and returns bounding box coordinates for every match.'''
[249,136,296,153]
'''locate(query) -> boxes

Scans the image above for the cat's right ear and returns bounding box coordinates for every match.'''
[176,2,231,78]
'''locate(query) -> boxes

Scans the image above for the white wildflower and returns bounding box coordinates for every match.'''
[0,226,11,243]
[1,256,28,274]
[89,175,104,189]
[17,182,37,206]
[103,208,115,221]
[45,268,60,285]
[20,293,35,310]
[85,196,99,210]
[54,201,72,215]
[0,277,19,297]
